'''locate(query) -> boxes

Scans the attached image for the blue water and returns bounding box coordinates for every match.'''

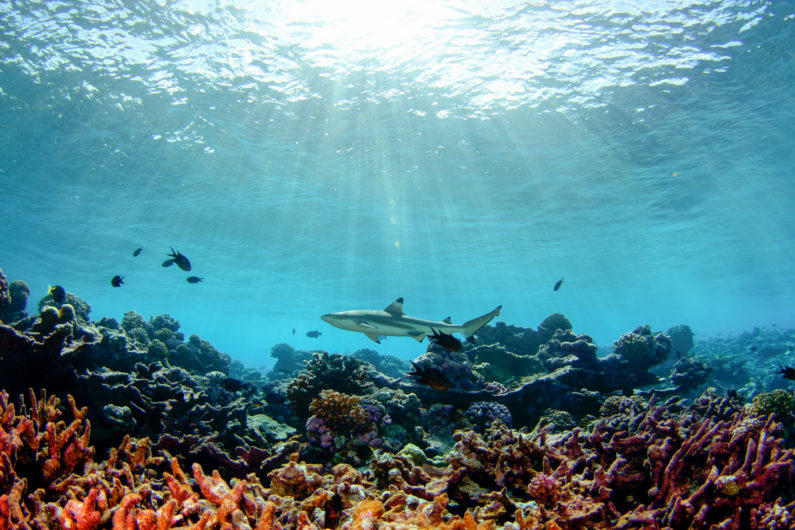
[1,1,793,368]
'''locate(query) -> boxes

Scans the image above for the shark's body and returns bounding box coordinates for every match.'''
[321,297,501,344]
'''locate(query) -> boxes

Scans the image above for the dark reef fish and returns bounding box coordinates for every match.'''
[162,247,192,271]
[778,365,795,380]
[220,377,252,393]
[133,246,143,257]
[749,345,758,353]
[407,361,451,390]
[553,278,564,291]
[186,276,203,283]
[111,275,124,287]
[429,328,463,352]
[306,330,322,338]
[49,285,66,304]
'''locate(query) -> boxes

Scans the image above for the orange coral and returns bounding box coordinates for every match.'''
[267,453,324,498]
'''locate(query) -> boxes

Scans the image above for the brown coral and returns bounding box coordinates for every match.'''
[308,389,371,432]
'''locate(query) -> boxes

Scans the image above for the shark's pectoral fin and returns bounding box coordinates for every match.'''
[364,332,382,344]
[408,331,426,342]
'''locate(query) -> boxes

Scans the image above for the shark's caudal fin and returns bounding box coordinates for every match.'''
[461,305,501,341]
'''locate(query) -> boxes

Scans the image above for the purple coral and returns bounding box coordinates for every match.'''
[465,401,512,431]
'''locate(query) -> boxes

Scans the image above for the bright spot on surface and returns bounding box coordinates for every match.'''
[394,241,400,249]
[276,0,459,53]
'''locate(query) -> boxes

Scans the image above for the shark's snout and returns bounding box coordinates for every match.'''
[321,313,340,325]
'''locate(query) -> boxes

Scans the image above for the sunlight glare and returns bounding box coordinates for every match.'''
[272,0,462,57]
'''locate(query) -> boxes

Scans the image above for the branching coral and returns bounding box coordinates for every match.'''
[1,385,794,529]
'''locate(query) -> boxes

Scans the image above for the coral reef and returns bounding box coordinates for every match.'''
[2,271,795,528]
[475,313,572,356]
[286,351,375,417]
[468,343,544,386]
[464,401,512,432]
[667,324,695,357]
[351,347,410,379]
[669,356,712,393]
[0,268,9,317]
[0,269,33,323]
[269,342,314,378]
[305,390,392,463]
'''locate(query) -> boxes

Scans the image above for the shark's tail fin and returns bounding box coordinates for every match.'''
[461,305,501,342]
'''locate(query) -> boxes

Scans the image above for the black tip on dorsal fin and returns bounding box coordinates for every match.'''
[443,316,452,324]
[385,297,405,315]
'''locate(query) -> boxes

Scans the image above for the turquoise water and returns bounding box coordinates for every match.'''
[1,0,793,367]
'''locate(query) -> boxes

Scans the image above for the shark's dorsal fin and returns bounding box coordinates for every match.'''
[384,297,405,316]
[443,317,452,324]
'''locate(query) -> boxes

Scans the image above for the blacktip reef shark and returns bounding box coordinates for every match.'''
[321,297,501,344]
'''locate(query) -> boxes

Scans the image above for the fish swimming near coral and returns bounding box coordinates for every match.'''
[111,275,124,287]
[553,278,564,291]
[321,297,501,344]
[162,247,192,271]
[220,377,252,393]
[49,285,66,304]
[777,365,795,380]
[306,330,322,338]
[186,276,203,284]
[429,328,463,352]
[133,246,143,257]
[407,361,451,390]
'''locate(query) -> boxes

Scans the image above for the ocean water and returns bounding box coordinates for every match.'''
[0,0,793,368]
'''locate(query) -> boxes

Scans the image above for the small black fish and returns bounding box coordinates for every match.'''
[429,328,463,352]
[111,275,124,287]
[553,278,564,291]
[186,276,203,283]
[292,328,296,334]
[162,259,175,267]
[749,345,758,353]
[49,285,66,304]
[168,247,191,271]
[407,362,451,390]
[306,330,322,338]
[220,377,245,392]
[133,246,143,257]
[777,365,795,381]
